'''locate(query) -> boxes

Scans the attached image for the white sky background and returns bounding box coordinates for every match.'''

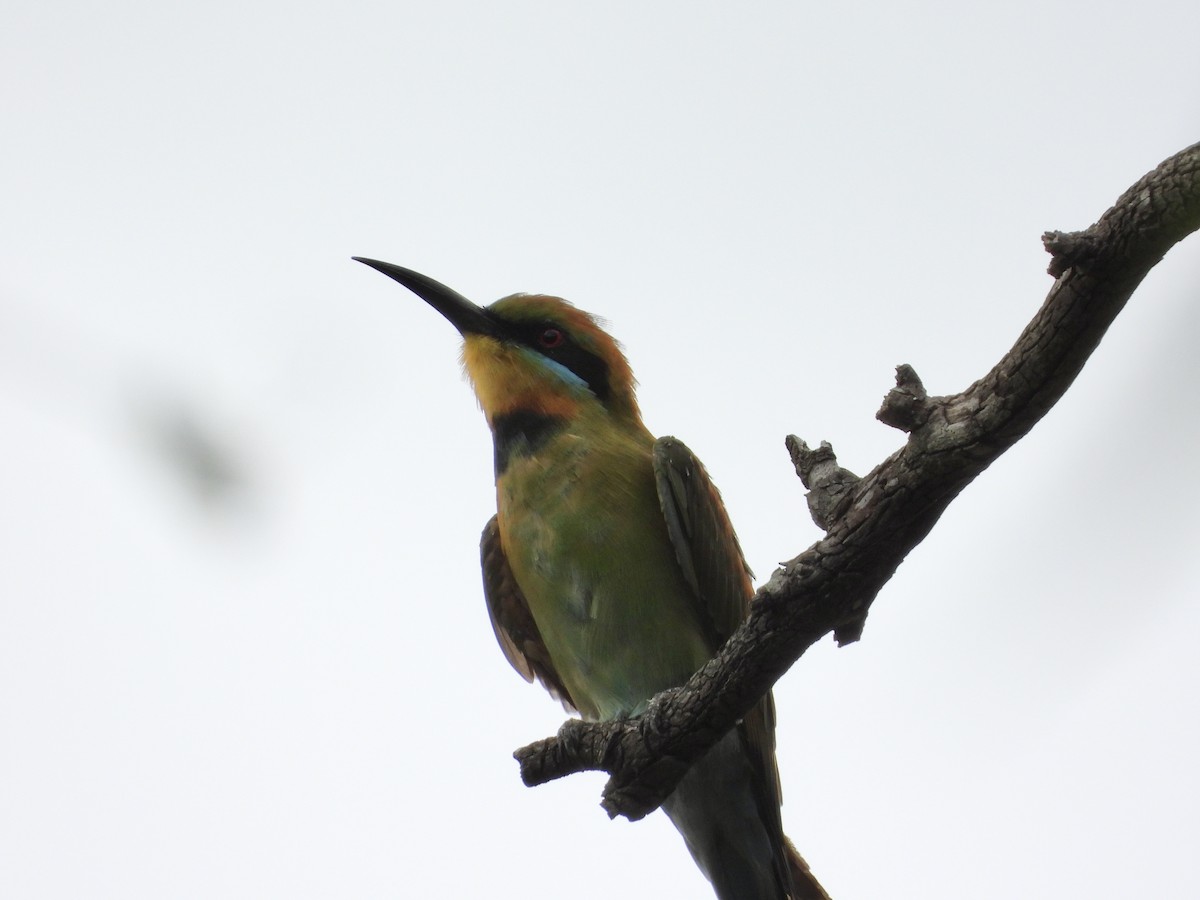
[2,2,1199,898]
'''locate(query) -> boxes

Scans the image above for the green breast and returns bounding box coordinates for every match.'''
[496,425,713,721]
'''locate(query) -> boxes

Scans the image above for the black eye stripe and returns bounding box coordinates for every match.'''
[508,320,612,402]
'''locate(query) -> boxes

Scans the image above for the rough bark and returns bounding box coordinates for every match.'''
[513,141,1200,822]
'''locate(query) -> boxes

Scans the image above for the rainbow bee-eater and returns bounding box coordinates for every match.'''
[355,258,830,900]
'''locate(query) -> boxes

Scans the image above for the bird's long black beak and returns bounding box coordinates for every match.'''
[353,257,498,338]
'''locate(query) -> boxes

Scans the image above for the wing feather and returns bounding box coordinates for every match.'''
[653,437,798,896]
[653,436,755,642]
[480,516,577,711]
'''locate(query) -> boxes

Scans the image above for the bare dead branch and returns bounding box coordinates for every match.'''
[786,437,860,531]
[514,140,1200,822]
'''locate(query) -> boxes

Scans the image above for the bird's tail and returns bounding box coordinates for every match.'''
[785,838,833,900]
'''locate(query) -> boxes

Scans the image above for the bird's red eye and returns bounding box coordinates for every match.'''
[538,327,565,348]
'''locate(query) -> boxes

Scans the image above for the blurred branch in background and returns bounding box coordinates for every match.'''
[128,393,254,518]
[0,299,260,526]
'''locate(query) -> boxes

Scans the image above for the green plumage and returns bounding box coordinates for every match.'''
[353,257,830,900]
[494,416,711,720]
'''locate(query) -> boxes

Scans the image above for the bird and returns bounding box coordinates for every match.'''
[354,257,830,900]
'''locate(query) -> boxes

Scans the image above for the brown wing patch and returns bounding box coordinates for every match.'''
[480,516,577,711]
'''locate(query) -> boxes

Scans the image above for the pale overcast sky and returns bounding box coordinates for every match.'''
[2,2,1199,898]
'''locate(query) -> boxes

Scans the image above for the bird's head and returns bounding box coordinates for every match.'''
[354,258,640,426]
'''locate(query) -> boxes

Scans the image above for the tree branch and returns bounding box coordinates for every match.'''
[513,141,1200,822]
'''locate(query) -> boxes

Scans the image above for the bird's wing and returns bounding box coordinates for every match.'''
[653,436,755,641]
[653,437,797,894]
[480,515,577,711]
